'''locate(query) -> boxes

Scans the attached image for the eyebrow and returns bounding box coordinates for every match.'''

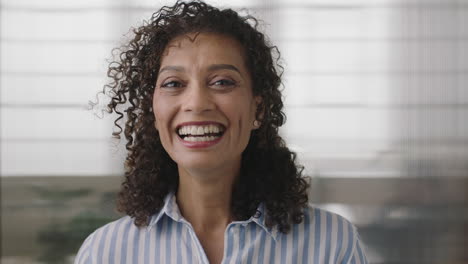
[158,66,184,74]
[158,64,241,75]
[207,64,241,74]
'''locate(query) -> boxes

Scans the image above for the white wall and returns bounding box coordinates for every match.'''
[2,0,467,177]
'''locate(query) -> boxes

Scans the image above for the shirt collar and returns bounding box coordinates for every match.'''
[147,191,279,242]
[244,202,280,242]
[148,190,181,229]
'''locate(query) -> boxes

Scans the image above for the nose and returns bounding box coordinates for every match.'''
[182,81,215,113]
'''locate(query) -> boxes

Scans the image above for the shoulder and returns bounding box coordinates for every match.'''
[304,204,358,235]
[291,205,368,264]
[74,216,135,264]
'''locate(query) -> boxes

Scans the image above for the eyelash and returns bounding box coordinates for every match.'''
[160,79,236,89]
[161,81,183,88]
[211,79,236,87]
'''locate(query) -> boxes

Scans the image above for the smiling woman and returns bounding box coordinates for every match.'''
[154,33,259,175]
[75,1,368,263]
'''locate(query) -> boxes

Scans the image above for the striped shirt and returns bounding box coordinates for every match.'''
[74,191,368,264]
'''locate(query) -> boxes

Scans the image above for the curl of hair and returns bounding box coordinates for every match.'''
[95,0,310,234]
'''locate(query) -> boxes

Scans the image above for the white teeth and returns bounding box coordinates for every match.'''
[177,124,225,136]
[184,135,219,142]
[197,127,204,135]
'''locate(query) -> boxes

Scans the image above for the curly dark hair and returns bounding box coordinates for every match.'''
[97,0,310,234]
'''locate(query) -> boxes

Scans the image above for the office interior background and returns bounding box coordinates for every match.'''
[1,0,467,263]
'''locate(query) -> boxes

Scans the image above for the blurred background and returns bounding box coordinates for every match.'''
[1,0,467,263]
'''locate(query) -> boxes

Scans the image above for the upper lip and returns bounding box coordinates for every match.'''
[175,121,226,130]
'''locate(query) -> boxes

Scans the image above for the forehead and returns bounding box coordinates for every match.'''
[160,32,248,69]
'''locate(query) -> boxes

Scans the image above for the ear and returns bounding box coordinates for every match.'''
[252,96,264,129]
[254,96,264,121]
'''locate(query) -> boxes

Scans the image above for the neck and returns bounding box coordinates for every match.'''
[176,164,239,233]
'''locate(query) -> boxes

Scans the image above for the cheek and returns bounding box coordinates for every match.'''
[153,109,173,152]
[246,100,257,124]
[153,110,168,132]
[153,113,161,131]
[152,101,160,129]
[153,100,168,132]
[153,99,179,139]
[229,101,256,131]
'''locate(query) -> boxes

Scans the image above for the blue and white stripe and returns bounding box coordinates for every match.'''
[75,192,368,264]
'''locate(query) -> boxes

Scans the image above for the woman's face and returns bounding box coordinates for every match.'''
[153,32,260,173]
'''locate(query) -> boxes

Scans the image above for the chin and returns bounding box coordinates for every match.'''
[175,156,225,172]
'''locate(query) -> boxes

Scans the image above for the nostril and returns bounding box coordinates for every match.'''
[182,93,216,113]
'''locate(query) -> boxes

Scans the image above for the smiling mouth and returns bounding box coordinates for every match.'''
[176,123,225,142]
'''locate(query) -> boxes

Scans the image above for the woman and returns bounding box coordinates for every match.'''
[75,1,368,263]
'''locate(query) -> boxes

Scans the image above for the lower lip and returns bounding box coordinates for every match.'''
[178,134,223,148]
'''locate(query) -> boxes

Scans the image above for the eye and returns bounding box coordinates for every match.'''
[161,80,183,89]
[211,79,236,87]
